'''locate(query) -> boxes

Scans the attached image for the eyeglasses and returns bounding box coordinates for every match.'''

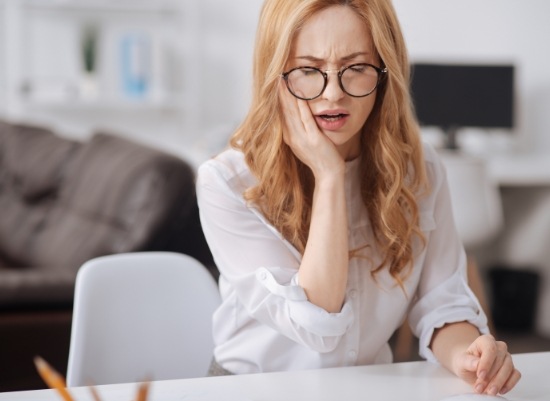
[281,63,387,101]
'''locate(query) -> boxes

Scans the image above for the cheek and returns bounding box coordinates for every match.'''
[355,96,377,124]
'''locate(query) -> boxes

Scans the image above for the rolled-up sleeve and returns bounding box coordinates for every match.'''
[408,146,489,363]
[197,159,354,352]
[409,264,489,363]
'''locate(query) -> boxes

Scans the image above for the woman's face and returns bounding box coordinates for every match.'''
[287,6,380,160]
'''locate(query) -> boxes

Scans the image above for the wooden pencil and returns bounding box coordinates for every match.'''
[136,381,150,401]
[89,385,103,401]
[34,356,75,401]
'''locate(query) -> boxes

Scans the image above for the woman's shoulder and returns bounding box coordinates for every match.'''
[197,147,256,192]
[198,147,245,175]
[420,140,440,167]
[420,140,445,183]
[417,140,450,212]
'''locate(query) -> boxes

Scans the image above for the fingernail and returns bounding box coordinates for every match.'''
[488,386,498,395]
[478,370,487,380]
[475,384,484,393]
[500,386,508,394]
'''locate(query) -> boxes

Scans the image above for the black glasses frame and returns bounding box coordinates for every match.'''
[281,63,388,101]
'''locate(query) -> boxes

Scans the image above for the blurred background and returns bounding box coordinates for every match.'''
[394,0,550,349]
[1,0,549,387]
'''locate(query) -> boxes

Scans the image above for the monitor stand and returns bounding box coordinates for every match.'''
[443,125,459,150]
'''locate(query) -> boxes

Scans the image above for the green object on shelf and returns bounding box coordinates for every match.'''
[82,24,98,73]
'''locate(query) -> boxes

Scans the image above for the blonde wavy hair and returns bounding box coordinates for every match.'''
[230,0,428,284]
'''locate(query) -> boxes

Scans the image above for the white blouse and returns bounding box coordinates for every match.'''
[196,142,488,375]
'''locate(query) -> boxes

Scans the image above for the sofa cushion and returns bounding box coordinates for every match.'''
[0,124,211,308]
[0,122,78,201]
[0,122,79,266]
[0,196,50,267]
[25,132,195,270]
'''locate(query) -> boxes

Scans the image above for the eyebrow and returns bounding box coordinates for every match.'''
[294,52,370,63]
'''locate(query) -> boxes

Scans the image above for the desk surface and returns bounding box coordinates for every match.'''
[435,147,550,187]
[488,153,550,187]
[0,352,547,401]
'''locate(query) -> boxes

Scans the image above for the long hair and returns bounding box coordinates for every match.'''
[230,0,428,285]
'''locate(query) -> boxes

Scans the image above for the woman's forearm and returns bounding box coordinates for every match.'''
[430,321,480,373]
[431,321,520,395]
[298,173,349,313]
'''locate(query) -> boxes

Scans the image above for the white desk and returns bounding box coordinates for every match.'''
[0,352,547,401]
[488,153,550,187]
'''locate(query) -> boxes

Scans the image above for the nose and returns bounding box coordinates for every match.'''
[321,70,345,102]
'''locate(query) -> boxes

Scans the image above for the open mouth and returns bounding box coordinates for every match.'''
[318,113,348,121]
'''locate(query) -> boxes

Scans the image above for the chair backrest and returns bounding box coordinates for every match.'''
[439,151,503,249]
[66,252,221,387]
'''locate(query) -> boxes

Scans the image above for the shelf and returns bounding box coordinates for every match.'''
[0,0,201,134]
[20,0,181,14]
[21,96,186,113]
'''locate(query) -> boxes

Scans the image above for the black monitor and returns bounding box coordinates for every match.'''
[410,63,515,149]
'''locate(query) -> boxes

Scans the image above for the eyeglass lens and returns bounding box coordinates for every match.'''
[285,64,381,100]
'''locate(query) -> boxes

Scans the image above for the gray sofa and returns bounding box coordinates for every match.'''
[0,120,216,391]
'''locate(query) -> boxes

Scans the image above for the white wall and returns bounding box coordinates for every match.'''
[193,0,263,157]
[392,0,550,154]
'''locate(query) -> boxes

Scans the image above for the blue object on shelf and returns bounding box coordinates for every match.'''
[120,33,150,99]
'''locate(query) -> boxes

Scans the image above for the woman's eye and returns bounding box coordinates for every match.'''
[349,64,367,73]
[300,68,318,76]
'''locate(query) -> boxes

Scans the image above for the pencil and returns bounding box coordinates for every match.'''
[34,356,75,401]
[89,385,103,401]
[135,381,150,401]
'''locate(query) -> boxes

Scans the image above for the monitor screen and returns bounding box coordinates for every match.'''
[410,63,515,130]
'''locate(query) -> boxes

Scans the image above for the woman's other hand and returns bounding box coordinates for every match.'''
[453,334,521,395]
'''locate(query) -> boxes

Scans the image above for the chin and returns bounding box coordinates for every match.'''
[324,131,359,148]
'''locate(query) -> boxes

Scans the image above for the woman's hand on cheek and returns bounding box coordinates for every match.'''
[279,80,344,179]
[453,334,521,396]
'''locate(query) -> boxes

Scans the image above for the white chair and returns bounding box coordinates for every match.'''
[438,150,504,250]
[66,252,221,387]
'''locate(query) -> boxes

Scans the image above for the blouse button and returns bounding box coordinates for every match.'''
[348,350,357,359]
[349,289,357,299]
[257,270,267,280]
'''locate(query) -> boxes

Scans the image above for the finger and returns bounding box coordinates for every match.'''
[473,339,512,394]
[474,335,498,382]
[279,79,304,143]
[279,79,299,122]
[468,335,497,393]
[295,96,319,134]
[461,353,480,375]
[284,86,314,136]
[279,81,323,152]
[500,368,522,395]
[454,353,479,386]
[483,342,508,381]
[483,352,515,395]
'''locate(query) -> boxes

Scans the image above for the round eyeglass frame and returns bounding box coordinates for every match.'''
[281,63,388,101]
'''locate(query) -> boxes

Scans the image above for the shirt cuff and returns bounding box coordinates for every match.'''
[256,267,354,337]
[409,270,489,363]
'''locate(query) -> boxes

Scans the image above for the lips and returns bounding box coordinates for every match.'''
[316,109,350,120]
[318,113,348,121]
[314,109,350,131]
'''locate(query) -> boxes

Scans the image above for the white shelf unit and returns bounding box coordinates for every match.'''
[0,0,202,150]
[0,2,6,110]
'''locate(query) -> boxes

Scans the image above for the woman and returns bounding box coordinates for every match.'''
[197,0,521,395]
